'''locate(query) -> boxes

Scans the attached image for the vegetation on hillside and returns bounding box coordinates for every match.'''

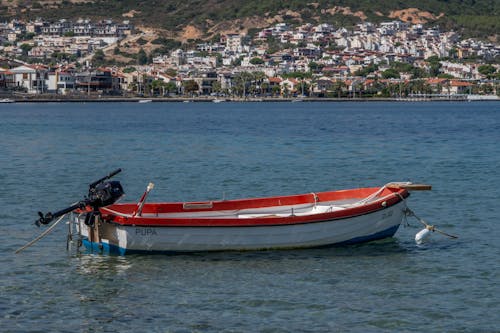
[0,0,498,40]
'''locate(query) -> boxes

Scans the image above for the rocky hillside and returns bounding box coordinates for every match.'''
[1,0,498,41]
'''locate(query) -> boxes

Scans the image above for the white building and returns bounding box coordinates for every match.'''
[225,34,242,53]
[10,65,48,94]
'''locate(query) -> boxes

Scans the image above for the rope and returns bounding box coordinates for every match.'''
[400,196,458,239]
[14,214,67,254]
[100,207,133,217]
[331,181,412,210]
[359,181,413,205]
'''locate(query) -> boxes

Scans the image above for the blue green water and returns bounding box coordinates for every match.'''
[1,101,499,332]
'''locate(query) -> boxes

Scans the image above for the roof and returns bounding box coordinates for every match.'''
[450,80,473,87]
[426,78,448,84]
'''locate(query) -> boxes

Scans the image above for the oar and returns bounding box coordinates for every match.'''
[132,182,155,217]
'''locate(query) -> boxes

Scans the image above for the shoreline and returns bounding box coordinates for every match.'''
[2,95,498,103]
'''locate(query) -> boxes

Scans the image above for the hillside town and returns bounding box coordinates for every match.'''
[0,17,499,100]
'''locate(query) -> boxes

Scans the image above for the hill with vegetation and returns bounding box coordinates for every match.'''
[1,0,498,41]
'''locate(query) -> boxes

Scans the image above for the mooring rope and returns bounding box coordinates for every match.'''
[332,181,412,209]
[14,214,68,254]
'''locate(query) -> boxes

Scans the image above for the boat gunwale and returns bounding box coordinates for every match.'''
[97,187,409,227]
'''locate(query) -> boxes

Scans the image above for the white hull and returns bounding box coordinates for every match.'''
[74,200,405,254]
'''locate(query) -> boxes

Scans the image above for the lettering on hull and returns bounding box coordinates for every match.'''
[135,228,158,236]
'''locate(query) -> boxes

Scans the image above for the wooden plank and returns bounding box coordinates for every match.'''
[387,183,432,191]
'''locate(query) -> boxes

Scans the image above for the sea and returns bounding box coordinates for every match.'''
[1,101,499,332]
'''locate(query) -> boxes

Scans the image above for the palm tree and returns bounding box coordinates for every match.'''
[233,72,254,98]
[282,82,290,97]
[211,81,222,95]
[252,71,267,96]
[331,81,346,98]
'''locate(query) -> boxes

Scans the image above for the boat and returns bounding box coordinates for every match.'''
[33,170,434,255]
[36,171,429,254]
[0,98,14,103]
[138,99,152,103]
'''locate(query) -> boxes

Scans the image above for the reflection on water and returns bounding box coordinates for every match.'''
[75,254,133,276]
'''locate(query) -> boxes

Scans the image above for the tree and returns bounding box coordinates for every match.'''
[309,61,323,73]
[211,81,222,95]
[478,65,496,77]
[183,80,199,95]
[231,56,242,66]
[282,71,312,79]
[252,71,267,95]
[282,82,290,97]
[137,48,148,65]
[165,68,177,77]
[92,49,106,66]
[150,80,165,96]
[20,43,33,56]
[354,63,378,77]
[165,81,178,95]
[437,73,455,79]
[391,62,413,73]
[232,72,254,97]
[427,56,442,77]
[250,57,264,65]
[381,69,400,79]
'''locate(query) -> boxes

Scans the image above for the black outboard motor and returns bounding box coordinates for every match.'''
[36,169,124,226]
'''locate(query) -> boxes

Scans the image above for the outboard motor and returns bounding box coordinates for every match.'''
[36,169,124,226]
[87,180,124,210]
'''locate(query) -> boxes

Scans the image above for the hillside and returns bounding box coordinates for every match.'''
[1,0,498,41]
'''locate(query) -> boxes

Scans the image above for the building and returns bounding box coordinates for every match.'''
[10,65,48,93]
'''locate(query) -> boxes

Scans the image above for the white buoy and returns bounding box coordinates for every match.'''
[415,227,431,244]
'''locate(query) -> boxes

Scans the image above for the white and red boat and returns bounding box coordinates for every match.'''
[35,170,431,255]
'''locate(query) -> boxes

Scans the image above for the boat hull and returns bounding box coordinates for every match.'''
[75,200,406,254]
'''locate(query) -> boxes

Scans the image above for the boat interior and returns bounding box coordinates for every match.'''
[100,187,403,219]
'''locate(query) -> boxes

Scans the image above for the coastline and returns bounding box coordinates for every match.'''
[2,95,498,103]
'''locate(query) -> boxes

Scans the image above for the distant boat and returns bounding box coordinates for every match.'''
[467,95,499,101]
[0,98,14,103]
[138,99,152,103]
[34,169,434,254]
[212,98,225,103]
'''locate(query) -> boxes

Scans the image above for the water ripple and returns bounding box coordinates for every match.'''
[1,102,500,332]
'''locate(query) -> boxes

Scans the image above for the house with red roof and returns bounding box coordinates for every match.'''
[0,68,15,89]
[449,80,473,95]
